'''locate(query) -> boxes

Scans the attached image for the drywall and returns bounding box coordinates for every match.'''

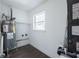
[12,7,29,23]
[12,8,30,47]
[16,22,29,40]
[16,22,30,47]
[29,0,67,57]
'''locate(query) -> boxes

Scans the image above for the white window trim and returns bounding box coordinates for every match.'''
[33,11,46,31]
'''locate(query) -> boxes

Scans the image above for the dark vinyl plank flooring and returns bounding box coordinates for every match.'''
[8,44,49,58]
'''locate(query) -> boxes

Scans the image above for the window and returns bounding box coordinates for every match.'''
[33,11,46,31]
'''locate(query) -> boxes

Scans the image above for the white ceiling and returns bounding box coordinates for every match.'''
[0,0,47,11]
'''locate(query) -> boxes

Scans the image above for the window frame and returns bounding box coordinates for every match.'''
[33,11,46,31]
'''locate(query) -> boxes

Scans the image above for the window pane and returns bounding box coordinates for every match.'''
[36,22,45,30]
[36,11,45,22]
[33,11,46,31]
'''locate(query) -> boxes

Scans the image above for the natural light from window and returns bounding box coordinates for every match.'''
[33,11,46,31]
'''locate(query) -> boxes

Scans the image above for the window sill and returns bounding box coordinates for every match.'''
[32,30,46,32]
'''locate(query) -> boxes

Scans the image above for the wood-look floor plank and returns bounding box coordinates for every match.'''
[8,44,49,58]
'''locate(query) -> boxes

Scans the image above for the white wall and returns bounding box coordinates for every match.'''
[29,0,67,57]
[16,22,30,47]
[12,8,30,47]
[12,7,29,23]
